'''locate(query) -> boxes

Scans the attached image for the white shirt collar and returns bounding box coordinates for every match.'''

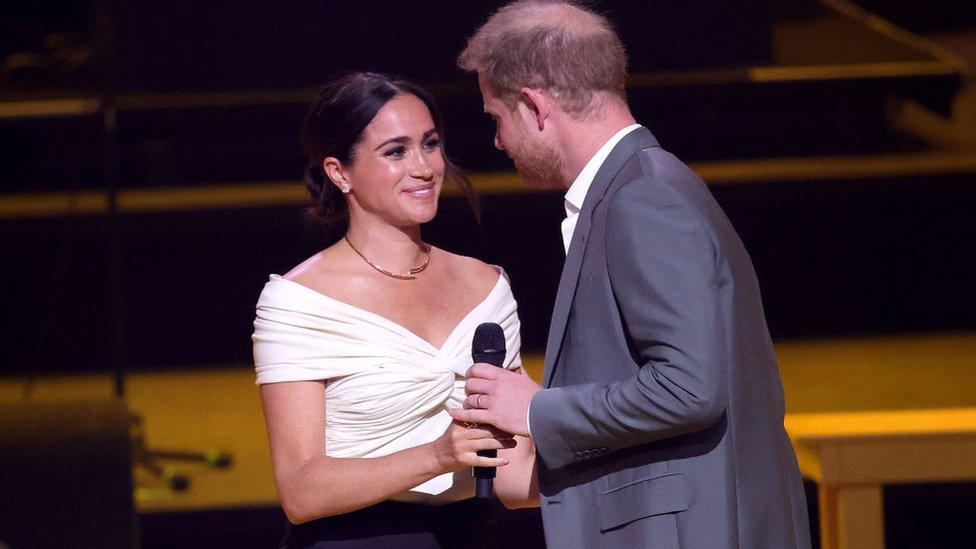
[563,124,642,217]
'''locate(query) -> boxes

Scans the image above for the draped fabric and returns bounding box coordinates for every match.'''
[252,268,521,496]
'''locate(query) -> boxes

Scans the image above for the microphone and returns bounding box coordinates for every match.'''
[471,322,506,499]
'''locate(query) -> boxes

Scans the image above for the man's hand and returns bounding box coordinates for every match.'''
[449,363,540,437]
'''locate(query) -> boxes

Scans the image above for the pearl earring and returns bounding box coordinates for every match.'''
[340,182,351,194]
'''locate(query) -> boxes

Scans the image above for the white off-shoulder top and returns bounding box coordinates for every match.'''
[252,268,522,501]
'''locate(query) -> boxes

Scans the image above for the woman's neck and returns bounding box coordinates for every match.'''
[344,219,427,272]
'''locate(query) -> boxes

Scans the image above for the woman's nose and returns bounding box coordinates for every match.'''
[410,152,434,179]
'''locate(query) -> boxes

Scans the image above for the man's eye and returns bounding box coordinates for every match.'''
[384,146,406,158]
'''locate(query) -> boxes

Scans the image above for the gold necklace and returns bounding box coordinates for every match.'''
[344,235,430,280]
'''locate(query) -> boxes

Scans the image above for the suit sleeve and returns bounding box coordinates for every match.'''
[530,176,728,470]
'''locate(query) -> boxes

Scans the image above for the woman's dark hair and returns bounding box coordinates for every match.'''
[301,72,477,226]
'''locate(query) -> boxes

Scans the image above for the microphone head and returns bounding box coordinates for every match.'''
[472,322,506,367]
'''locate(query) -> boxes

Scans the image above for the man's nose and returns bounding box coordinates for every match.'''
[494,131,504,151]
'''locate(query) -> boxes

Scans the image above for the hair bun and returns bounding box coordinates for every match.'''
[304,166,325,199]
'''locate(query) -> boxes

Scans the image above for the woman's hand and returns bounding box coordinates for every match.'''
[431,420,516,473]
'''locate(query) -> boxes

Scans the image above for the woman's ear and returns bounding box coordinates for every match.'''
[520,87,551,132]
[323,157,349,192]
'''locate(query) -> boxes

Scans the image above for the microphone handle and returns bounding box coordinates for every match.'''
[474,449,497,499]
[471,334,505,499]
[475,477,494,499]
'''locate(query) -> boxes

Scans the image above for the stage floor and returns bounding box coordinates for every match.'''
[2,330,975,514]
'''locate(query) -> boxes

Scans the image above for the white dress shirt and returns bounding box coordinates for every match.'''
[560,124,643,254]
[528,124,642,436]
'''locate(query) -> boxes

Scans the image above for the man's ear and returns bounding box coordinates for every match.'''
[520,87,551,132]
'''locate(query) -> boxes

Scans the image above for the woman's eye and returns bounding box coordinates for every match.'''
[423,138,441,150]
[384,146,406,158]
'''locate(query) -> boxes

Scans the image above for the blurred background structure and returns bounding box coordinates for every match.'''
[1,0,974,547]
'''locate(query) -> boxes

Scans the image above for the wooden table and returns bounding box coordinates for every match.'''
[786,407,976,549]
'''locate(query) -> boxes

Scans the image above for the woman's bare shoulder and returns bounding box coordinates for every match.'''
[282,242,356,293]
[433,247,500,289]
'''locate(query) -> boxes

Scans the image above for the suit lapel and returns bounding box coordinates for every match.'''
[542,128,660,387]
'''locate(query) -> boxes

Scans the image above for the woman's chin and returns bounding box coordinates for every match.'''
[390,208,438,228]
[397,200,439,225]
[415,209,439,225]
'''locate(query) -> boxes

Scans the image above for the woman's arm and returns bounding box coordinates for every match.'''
[494,434,539,508]
[492,368,540,509]
[261,380,513,524]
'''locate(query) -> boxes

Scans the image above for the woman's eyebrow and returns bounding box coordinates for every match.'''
[374,129,438,150]
[373,136,409,150]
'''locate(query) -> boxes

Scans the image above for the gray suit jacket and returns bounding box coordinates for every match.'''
[529,128,811,548]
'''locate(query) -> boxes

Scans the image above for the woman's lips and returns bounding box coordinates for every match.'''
[402,183,436,199]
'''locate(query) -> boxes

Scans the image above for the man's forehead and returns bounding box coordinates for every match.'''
[477,72,497,97]
[478,82,501,107]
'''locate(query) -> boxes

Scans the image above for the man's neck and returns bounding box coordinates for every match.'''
[556,99,637,188]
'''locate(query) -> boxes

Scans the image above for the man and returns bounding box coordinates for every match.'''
[449,1,812,547]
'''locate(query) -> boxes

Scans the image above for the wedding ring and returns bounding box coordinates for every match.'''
[476,394,483,409]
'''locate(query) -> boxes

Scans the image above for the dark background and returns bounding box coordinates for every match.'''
[2,0,973,375]
[2,1,975,548]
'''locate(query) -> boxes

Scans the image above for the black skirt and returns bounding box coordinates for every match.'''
[281,498,525,549]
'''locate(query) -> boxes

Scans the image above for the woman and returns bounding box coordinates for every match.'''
[252,73,538,548]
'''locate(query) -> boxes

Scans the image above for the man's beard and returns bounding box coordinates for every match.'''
[508,129,564,189]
